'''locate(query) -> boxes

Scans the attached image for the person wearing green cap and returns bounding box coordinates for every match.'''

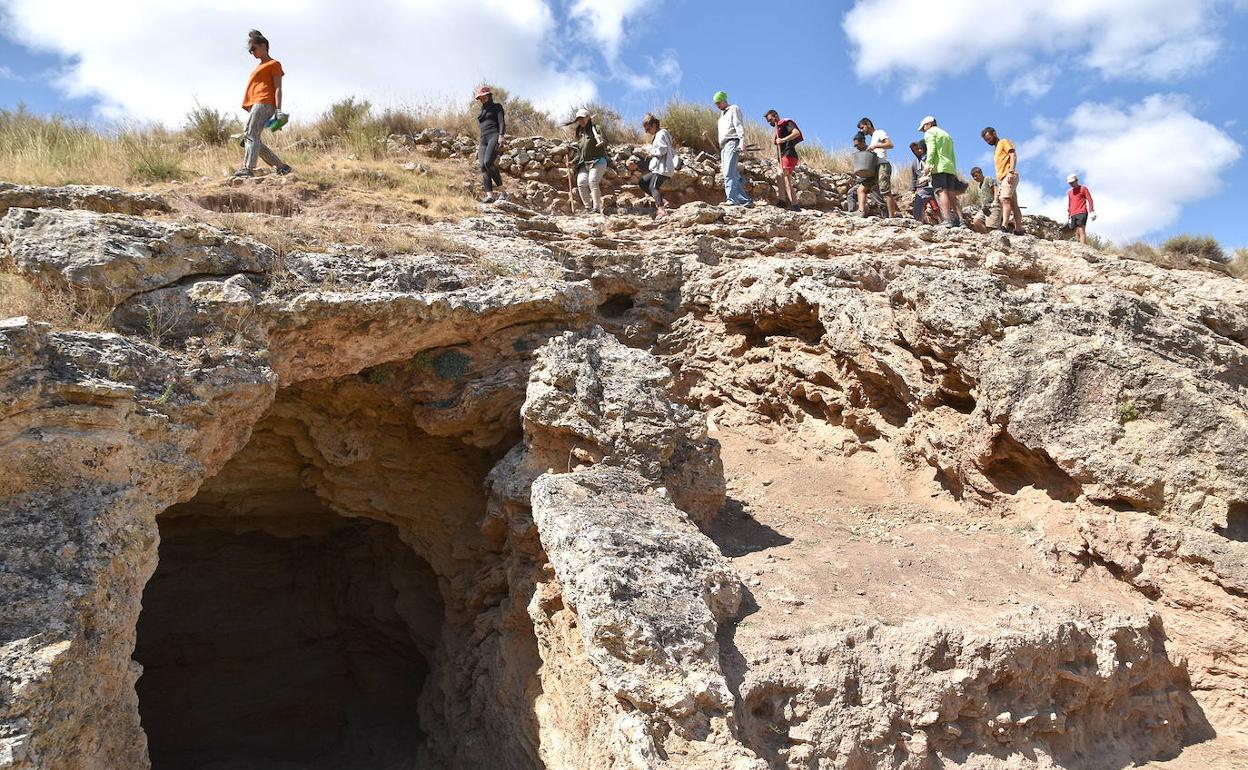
[714,91,753,207]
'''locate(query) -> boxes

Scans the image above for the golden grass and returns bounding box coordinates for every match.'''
[0,272,111,329]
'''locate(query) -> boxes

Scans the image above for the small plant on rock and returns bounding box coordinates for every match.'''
[1117,399,1140,423]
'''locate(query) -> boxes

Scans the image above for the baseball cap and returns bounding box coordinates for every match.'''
[917,115,936,131]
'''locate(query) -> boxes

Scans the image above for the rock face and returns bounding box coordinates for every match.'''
[1,187,1246,770]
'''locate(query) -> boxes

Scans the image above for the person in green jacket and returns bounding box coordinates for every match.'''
[917,115,960,228]
[567,108,608,214]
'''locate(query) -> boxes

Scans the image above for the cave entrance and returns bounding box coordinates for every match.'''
[134,512,444,770]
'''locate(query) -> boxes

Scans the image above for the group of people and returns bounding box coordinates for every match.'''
[227,33,1098,243]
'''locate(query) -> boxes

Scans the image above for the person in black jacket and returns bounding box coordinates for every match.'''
[475,86,507,202]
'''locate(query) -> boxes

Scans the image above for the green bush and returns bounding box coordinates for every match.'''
[1161,234,1224,263]
[183,104,240,146]
[315,97,372,140]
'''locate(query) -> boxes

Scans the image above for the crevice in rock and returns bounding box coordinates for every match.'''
[194,190,301,217]
[596,292,636,319]
[981,430,1082,503]
[1216,502,1248,542]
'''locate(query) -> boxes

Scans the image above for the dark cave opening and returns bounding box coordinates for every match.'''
[134,514,444,770]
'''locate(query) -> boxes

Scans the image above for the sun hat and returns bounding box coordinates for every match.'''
[713,91,728,103]
[564,108,592,125]
[1067,173,1079,183]
[917,115,936,131]
[474,86,492,99]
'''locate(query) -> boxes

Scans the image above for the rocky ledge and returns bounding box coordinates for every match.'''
[0,185,1245,770]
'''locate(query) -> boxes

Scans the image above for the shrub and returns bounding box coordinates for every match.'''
[661,100,720,154]
[1120,241,1160,262]
[315,97,372,140]
[1161,234,1225,263]
[183,104,240,145]
[1229,248,1248,279]
[121,132,185,182]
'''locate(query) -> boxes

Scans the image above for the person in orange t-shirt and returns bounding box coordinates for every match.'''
[981,127,1023,236]
[234,30,290,178]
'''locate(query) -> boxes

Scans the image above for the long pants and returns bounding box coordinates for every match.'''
[577,157,607,211]
[720,139,752,205]
[243,103,284,170]
[639,172,668,207]
[912,189,935,221]
[478,133,503,192]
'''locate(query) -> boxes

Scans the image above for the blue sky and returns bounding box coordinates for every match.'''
[2,0,1245,247]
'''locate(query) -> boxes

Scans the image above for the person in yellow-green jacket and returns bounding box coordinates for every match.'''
[917,115,959,228]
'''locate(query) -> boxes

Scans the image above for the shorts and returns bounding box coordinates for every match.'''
[876,161,892,195]
[998,171,1018,200]
[1069,212,1088,229]
[931,172,958,190]
[780,154,799,172]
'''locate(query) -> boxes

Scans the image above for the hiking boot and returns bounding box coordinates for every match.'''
[275,164,292,176]
[231,168,254,178]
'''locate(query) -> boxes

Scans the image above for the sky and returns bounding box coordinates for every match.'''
[1,0,1246,248]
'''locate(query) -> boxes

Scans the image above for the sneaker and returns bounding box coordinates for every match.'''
[1012,228,1026,236]
[231,168,254,178]
[655,207,669,220]
[275,164,292,176]
[944,219,959,228]
[496,191,509,202]
[743,201,755,209]
[789,204,802,212]
[482,193,497,204]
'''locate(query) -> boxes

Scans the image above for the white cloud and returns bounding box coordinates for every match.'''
[567,0,669,90]
[843,0,1244,96]
[0,0,598,124]
[1017,95,1241,242]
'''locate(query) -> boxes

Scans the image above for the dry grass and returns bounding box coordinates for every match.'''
[657,100,849,174]
[0,272,111,329]
[1230,248,1248,279]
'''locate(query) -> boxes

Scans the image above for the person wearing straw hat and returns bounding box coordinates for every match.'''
[568,108,608,214]
[917,115,959,228]
[1066,173,1096,244]
[475,86,507,203]
[714,91,753,207]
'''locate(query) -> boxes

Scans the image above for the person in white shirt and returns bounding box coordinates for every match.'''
[639,113,675,219]
[713,91,753,207]
[857,117,896,217]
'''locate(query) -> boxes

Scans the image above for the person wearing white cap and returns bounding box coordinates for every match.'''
[1066,174,1096,244]
[917,116,960,227]
[567,108,608,214]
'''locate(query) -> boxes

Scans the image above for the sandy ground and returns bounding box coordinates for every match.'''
[710,427,1246,769]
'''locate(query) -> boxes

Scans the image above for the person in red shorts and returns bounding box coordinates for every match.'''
[1066,174,1097,244]
[765,110,803,211]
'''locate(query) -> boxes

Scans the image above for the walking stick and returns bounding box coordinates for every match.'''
[566,161,576,213]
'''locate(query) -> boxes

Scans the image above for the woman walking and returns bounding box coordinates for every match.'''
[639,113,674,219]
[568,108,608,214]
[235,30,290,178]
[475,86,507,202]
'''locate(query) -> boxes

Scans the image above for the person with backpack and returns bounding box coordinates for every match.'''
[568,108,608,214]
[851,132,882,216]
[918,116,960,228]
[475,86,507,203]
[234,30,291,178]
[981,127,1023,235]
[639,113,675,219]
[765,109,803,211]
[1066,174,1096,244]
[857,117,896,217]
[713,91,753,207]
